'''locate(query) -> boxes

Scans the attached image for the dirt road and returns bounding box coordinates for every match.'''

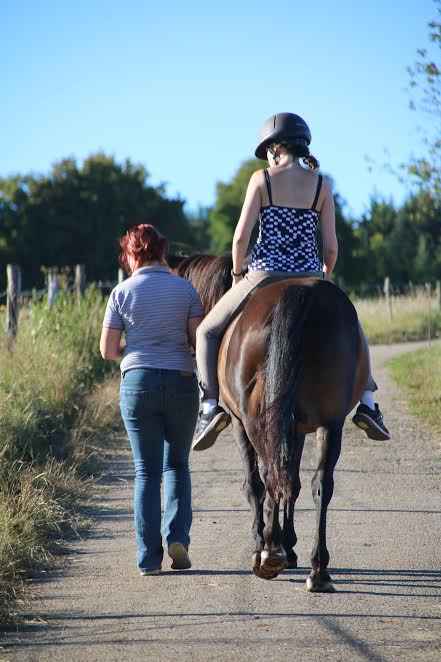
[3,342,441,661]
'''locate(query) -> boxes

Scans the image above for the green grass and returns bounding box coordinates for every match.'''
[0,288,119,624]
[389,345,441,434]
[354,291,441,344]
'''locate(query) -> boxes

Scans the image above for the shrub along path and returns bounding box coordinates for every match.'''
[2,342,441,662]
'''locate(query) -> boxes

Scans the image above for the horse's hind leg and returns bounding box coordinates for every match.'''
[258,432,306,579]
[282,433,305,568]
[231,417,266,577]
[258,492,287,578]
[307,423,343,593]
[251,469,291,579]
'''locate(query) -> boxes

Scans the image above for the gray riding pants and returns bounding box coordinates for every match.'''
[195,270,376,400]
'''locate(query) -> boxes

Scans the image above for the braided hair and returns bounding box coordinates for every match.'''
[278,140,320,171]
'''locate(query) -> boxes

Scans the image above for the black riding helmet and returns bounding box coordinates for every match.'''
[255,112,312,160]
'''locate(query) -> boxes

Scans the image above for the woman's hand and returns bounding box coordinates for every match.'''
[232,274,243,286]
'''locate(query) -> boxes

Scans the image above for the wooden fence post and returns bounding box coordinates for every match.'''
[6,264,21,345]
[435,280,441,310]
[75,264,86,302]
[384,276,393,321]
[426,282,432,346]
[47,269,59,307]
[118,268,125,284]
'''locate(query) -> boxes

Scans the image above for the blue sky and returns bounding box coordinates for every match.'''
[1,0,437,218]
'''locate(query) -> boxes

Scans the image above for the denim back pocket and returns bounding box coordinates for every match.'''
[120,389,152,418]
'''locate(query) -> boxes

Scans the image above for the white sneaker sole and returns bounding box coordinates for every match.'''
[352,413,390,441]
[139,568,161,576]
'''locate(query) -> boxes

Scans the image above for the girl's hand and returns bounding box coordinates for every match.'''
[232,274,243,286]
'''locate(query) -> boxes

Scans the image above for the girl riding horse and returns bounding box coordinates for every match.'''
[193,112,390,450]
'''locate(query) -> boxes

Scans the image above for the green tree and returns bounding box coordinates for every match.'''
[186,205,211,252]
[352,191,441,287]
[405,0,441,198]
[0,175,30,268]
[398,191,441,281]
[354,199,398,285]
[0,154,195,288]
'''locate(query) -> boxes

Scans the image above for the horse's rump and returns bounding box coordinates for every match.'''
[221,278,362,431]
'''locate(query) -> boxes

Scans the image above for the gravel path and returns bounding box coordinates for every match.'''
[2,341,441,662]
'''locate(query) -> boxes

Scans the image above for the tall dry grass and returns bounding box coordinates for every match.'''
[353,289,441,344]
[0,288,119,624]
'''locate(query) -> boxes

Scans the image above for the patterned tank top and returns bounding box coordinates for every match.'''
[249,170,322,273]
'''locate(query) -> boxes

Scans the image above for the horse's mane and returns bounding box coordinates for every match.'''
[166,253,187,269]
[172,254,233,313]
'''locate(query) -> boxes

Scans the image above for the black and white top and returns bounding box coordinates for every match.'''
[249,170,322,273]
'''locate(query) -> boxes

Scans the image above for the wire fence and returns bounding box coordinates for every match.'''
[2,264,441,346]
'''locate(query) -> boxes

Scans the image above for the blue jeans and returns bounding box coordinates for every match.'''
[119,368,199,571]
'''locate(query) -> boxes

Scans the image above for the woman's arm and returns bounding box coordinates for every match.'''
[231,171,262,283]
[319,179,338,277]
[100,327,124,360]
[187,314,204,347]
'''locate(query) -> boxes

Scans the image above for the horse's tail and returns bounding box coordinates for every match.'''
[262,284,314,501]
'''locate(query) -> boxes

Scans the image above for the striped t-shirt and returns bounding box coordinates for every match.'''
[103,265,204,374]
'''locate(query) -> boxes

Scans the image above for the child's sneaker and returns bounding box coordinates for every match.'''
[352,403,390,440]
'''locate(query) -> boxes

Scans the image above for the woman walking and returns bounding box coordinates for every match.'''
[100,224,204,575]
[193,112,390,450]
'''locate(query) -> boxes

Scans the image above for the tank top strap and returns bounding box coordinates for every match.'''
[263,169,273,206]
[311,175,323,211]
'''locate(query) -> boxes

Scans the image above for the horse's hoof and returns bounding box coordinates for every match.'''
[261,548,288,575]
[252,551,262,578]
[305,575,336,593]
[260,569,279,580]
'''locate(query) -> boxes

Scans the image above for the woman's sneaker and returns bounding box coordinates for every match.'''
[168,542,191,570]
[139,567,161,576]
[352,403,390,440]
[192,406,230,451]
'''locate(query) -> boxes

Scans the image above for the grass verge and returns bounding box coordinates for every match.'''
[0,289,119,625]
[389,344,441,434]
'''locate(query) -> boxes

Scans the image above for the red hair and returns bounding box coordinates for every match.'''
[119,224,169,274]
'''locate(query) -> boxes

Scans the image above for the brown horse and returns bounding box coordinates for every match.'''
[173,254,368,591]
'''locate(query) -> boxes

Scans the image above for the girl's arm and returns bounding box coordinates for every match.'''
[319,178,338,277]
[231,171,262,283]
